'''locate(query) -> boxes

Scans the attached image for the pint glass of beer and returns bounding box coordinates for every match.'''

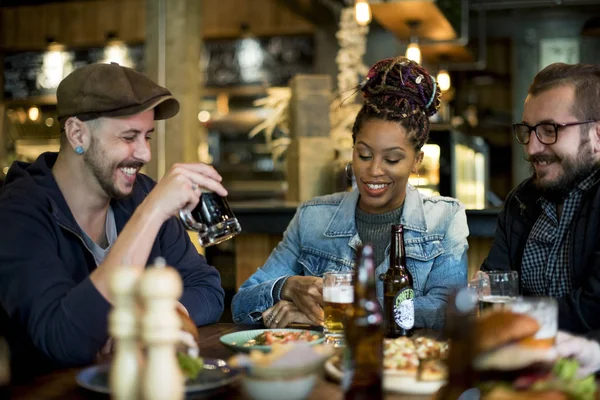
[323,271,353,347]
[507,297,558,345]
[470,271,519,315]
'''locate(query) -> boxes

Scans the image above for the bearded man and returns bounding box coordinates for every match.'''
[0,63,226,373]
[481,62,600,335]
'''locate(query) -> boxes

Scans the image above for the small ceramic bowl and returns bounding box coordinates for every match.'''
[231,342,334,400]
[241,359,326,400]
[242,372,319,400]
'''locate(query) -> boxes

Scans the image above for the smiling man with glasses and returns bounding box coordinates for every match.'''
[480,62,600,337]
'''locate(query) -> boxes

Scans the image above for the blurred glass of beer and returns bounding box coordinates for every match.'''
[323,271,353,347]
[507,297,558,346]
[473,271,519,315]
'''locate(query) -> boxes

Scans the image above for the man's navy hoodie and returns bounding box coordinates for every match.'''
[0,152,224,374]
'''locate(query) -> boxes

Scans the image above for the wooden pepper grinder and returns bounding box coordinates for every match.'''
[109,265,142,400]
[139,257,184,400]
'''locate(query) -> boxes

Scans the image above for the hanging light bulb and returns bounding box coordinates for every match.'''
[437,69,451,92]
[28,106,40,121]
[354,0,372,26]
[101,32,133,68]
[37,39,67,90]
[405,42,421,64]
[404,21,422,64]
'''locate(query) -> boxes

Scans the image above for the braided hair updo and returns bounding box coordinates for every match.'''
[352,57,441,151]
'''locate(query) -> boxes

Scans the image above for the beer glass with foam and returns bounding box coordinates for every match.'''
[323,271,353,347]
[470,271,519,315]
[507,297,558,346]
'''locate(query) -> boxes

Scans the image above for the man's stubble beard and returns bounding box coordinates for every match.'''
[83,137,135,201]
[530,137,599,202]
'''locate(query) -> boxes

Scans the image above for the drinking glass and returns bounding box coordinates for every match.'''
[507,297,558,344]
[179,191,242,247]
[323,271,353,347]
[469,270,519,315]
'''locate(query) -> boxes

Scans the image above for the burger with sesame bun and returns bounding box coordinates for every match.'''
[473,311,596,400]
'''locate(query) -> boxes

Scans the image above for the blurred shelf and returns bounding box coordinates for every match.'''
[204,86,267,97]
[2,95,57,106]
[371,0,457,41]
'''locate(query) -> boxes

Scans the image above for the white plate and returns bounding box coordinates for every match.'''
[324,358,445,395]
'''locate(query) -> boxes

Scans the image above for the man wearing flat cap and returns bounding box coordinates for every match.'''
[0,63,226,373]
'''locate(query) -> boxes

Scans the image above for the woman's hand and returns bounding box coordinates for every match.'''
[280,276,325,326]
[262,300,314,329]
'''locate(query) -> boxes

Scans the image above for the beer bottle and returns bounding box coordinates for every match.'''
[0,337,9,400]
[382,224,415,338]
[437,288,478,400]
[343,245,383,400]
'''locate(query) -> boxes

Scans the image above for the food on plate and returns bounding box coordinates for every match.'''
[384,337,419,376]
[331,335,449,382]
[473,311,596,400]
[177,352,204,380]
[384,336,448,381]
[177,307,200,344]
[243,330,321,347]
[414,336,449,360]
[175,308,202,381]
[419,359,447,382]
[229,342,334,381]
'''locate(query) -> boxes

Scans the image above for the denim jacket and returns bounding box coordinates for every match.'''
[231,187,469,329]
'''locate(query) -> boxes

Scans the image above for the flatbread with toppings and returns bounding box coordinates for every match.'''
[418,358,447,382]
[329,335,449,382]
[413,336,449,361]
[384,337,420,377]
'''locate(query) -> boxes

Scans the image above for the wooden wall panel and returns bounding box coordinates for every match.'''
[467,237,494,279]
[96,1,118,38]
[43,4,63,43]
[61,2,87,47]
[116,0,146,43]
[234,234,282,289]
[0,9,16,47]
[0,0,146,50]
[248,0,314,37]
[0,0,313,50]
[204,0,249,38]
[17,6,42,49]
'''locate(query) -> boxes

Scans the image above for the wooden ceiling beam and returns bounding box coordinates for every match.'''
[272,0,338,27]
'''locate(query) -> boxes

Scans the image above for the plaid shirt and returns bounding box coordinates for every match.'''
[521,169,600,297]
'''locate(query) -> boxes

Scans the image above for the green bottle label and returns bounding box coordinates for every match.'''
[393,288,414,330]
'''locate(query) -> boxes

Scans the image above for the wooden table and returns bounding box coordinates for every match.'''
[8,323,432,400]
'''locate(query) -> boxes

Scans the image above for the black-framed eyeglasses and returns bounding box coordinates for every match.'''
[512,120,598,145]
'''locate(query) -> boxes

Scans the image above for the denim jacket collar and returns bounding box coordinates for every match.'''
[323,185,428,243]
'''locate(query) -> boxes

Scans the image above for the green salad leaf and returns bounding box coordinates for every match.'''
[529,358,597,400]
[553,358,579,380]
[177,352,204,381]
[477,358,597,400]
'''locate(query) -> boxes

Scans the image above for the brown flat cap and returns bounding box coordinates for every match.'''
[57,62,180,124]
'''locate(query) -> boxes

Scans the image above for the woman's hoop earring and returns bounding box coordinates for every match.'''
[345,161,353,180]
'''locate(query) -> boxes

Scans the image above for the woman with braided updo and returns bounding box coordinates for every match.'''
[232,57,468,330]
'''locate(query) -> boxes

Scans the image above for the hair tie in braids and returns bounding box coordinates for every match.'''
[426,76,437,108]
